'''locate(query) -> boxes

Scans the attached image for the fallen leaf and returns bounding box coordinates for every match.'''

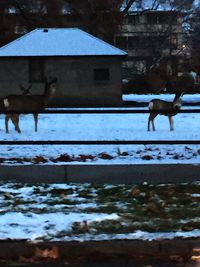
[131,187,140,197]
[169,255,184,262]
[98,153,114,160]
[141,155,153,160]
[56,154,74,162]
[32,156,48,164]
[18,256,35,263]
[78,154,96,162]
[191,255,200,262]
[35,246,59,260]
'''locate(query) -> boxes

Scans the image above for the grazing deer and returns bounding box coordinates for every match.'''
[147,93,183,131]
[4,77,57,133]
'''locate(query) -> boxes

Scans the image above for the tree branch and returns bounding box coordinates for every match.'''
[122,0,137,15]
[13,0,33,29]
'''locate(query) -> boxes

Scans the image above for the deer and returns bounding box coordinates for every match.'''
[4,77,57,133]
[4,83,33,133]
[8,83,33,133]
[147,92,184,131]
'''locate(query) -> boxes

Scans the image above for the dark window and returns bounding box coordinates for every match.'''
[147,14,158,24]
[170,13,178,24]
[29,58,44,82]
[128,36,137,48]
[94,68,110,81]
[147,12,177,25]
[158,14,169,24]
[127,36,149,49]
[138,37,149,49]
[115,36,127,49]
[128,15,140,24]
[147,36,169,50]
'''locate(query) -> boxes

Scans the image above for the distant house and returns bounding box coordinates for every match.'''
[0,28,126,106]
[115,10,187,78]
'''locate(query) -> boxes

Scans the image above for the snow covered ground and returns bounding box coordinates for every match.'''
[0,182,200,241]
[0,94,200,165]
[123,93,200,104]
[0,94,200,242]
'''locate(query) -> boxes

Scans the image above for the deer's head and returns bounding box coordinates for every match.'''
[173,92,184,109]
[44,77,58,94]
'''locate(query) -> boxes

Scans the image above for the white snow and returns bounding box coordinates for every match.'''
[0,211,119,241]
[0,182,200,241]
[0,94,200,242]
[1,212,199,241]
[0,94,200,165]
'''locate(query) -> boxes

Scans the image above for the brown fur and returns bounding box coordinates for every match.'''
[148,93,183,131]
[4,77,57,133]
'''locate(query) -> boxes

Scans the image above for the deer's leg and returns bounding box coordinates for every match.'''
[33,113,38,132]
[148,113,157,131]
[148,116,151,131]
[5,114,10,133]
[11,114,21,133]
[168,116,174,131]
[152,117,156,131]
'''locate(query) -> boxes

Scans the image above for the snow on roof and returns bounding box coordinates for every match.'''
[0,28,127,57]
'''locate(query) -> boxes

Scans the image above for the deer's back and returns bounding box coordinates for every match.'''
[4,95,45,111]
[150,99,173,108]
[149,99,179,116]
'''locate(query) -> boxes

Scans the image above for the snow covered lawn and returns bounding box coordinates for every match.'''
[0,95,200,242]
[0,94,199,164]
[0,182,200,241]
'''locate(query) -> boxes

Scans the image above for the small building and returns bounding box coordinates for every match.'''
[0,28,126,106]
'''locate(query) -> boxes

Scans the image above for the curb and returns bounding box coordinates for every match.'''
[0,238,199,264]
[0,163,199,184]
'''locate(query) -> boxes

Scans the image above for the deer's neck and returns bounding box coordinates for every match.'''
[43,89,55,106]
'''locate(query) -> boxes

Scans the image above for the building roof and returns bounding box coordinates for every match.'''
[0,28,127,57]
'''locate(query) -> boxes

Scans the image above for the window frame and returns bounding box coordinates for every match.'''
[29,58,45,83]
[128,15,140,24]
[93,68,110,84]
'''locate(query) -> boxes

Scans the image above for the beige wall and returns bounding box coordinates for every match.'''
[0,56,123,106]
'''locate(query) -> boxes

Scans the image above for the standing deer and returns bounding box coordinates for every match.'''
[147,93,183,131]
[4,77,57,133]
[4,83,33,133]
[7,83,33,133]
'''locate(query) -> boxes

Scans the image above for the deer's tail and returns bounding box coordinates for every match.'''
[4,98,10,108]
[148,101,154,110]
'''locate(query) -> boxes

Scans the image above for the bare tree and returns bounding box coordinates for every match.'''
[64,0,125,42]
[187,8,200,67]
[0,0,197,47]
[0,0,66,46]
